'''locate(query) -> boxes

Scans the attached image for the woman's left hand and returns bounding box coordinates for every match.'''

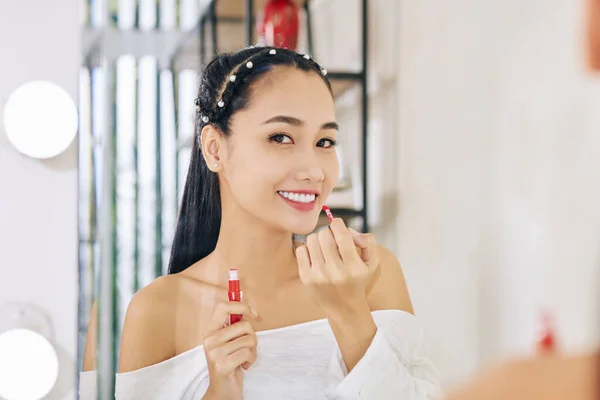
[296,218,380,314]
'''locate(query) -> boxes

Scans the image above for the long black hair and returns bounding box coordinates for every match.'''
[168,47,332,274]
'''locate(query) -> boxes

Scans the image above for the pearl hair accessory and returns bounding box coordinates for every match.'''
[195,50,329,124]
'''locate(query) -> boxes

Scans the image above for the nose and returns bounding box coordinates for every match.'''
[293,146,326,183]
[295,166,325,183]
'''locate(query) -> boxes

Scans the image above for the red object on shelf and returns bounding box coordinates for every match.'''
[258,0,300,50]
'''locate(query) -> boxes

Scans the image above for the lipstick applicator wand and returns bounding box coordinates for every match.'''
[322,205,334,222]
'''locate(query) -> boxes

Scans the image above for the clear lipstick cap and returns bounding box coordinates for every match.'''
[229,268,239,280]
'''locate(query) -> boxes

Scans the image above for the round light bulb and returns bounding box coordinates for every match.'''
[0,328,59,400]
[3,81,78,159]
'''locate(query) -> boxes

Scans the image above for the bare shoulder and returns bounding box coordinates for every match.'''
[82,300,98,371]
[367,244,414,315]
[118,274,186,373]
[81,275,175,374]
[81,271,219,374]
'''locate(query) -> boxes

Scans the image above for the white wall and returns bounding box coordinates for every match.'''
[396,0,600,389]
[483,0,600,361]
[395,0,491,386]
[0,0,80,399]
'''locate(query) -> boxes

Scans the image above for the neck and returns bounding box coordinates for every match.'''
[210,202,299,291]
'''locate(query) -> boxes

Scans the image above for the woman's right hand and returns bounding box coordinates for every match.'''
[202,302,258,400]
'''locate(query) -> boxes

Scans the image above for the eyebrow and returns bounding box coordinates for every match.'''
[262,115,339,131]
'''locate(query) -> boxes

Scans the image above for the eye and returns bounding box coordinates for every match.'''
[269,133,293,144]
[317,138,338,148]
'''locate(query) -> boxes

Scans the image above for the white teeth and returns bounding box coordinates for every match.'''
[278,191,316,203]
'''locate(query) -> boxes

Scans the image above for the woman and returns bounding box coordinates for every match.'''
[80,46,441,399]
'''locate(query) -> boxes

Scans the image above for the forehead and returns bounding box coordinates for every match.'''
[232,66,336,126]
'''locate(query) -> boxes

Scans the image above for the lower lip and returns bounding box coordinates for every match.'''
[278,193,318,212]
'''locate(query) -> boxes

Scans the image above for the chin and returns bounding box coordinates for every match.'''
[278,214,319,236]
[290,222,318,235]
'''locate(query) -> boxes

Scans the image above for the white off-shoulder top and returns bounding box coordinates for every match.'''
[79,310,441,399]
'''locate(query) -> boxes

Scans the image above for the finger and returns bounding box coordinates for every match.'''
[362,233,380,272]
[317,228,344,279]
[348,228,374,263]
[205,303,257,335]
[306,232,327,279]
[208,320,255,348]
[296,245,312,282]
[220,333,258,357]
[329,218,362,264]
[306,233,325,265]
[224,348,257,374]
[348,227,369,249]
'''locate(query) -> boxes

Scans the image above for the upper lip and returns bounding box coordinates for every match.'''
[278,189,320,196]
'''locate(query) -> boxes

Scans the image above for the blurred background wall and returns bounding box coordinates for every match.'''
[395,0,600,386]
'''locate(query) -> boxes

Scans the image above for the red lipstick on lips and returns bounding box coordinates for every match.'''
[278,190,319,212]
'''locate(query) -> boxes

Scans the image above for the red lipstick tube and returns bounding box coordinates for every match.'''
[536,312,556,353]
[228,269,243,325]
[322,205,334,222]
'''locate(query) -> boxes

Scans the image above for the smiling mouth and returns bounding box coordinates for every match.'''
[277,191,318,204]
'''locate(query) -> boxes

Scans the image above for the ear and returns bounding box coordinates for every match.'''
[199,124,227,172]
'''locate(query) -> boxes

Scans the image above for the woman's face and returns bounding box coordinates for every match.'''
[220,66,339,234]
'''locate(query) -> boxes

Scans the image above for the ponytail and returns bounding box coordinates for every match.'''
[167,137,221,274]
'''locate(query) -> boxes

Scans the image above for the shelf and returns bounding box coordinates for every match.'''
[327,71,363,98]
[213,0,308,20]
[315,207,363,231]
[328,207,363,219]
[82,27,189,64]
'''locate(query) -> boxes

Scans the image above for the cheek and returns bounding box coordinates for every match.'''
[324,154,340,188]
[226,149,282,197]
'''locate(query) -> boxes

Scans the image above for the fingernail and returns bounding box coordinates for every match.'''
[251,307,258,317]
[348,228,360,235]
